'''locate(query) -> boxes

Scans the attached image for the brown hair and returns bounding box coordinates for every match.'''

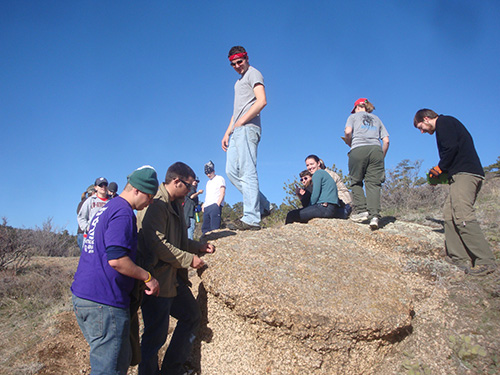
[165,162,196,184]
[413,109,438,127]
[299,170,312,178]
[228,46,247,58]
[357,99,375,113]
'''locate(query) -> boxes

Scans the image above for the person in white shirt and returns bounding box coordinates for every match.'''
[201,161,226,235]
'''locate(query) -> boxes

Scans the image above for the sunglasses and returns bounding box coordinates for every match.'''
[178,178,191,189]
[300,177,309,182]
[230,59,245,67]
[98,183,108,188]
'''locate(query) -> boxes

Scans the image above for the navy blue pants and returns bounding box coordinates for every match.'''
[202,203,221,234]
[285,203,342,224]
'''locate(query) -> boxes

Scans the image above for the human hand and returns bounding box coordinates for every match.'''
[222,134,229,151]
[191,255,206,269]
[201,243,216,253]
[144,277,160,296]
[429,166,442,178]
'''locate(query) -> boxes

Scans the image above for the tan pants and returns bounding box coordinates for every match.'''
[443,174,495,266]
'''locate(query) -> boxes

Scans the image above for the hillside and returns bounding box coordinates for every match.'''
[1,177,499,374]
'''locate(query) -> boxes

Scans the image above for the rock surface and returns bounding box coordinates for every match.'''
[198,219,429,374]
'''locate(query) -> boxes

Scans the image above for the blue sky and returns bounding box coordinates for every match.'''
[1,1,499,234]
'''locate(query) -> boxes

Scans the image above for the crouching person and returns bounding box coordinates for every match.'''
[286,155,343,224]
[71,166,160,375]
[137,162,216,375]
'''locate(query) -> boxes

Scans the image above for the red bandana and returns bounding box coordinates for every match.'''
[229,52,247,61]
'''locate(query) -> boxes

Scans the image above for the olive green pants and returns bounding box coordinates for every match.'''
[443,174,496,266]
[348,145,385,218]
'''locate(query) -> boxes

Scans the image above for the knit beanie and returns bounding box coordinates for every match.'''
[127,165,159,195]
[108,182,118,193]
[204,160,215,175]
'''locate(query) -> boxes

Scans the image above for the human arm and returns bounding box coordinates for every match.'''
[310,173,322,205]
[299,189,311,207]
[232,84,267,128]
[344,127,353,147]
[436,118,459,172]
[222,117,234,152]
[77,198,91,232]
[108,255,160,296]
[217,186,226,206]
[221,83,267,151]
[382,136,389,157]
[140,202,194,269]
[190,190,203,199]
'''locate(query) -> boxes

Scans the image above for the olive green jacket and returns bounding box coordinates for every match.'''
[136,182,202,298]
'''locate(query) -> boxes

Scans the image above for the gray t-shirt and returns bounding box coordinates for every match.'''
[232,65,264,129]
[345,112,389,150]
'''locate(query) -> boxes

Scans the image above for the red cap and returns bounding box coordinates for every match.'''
[351,98,367,113]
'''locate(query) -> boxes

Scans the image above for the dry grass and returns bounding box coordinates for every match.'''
[0,257,78,374]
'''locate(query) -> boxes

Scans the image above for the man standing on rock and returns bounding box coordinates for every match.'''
[137,162,215,375]
[414,109,497,276]
[221,45,271,231]
[71,166,160,375]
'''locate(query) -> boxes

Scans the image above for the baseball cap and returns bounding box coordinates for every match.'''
[95,177,108,186]
[127,165,159,195]
[351,98,367,113]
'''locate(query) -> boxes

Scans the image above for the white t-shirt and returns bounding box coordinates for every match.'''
[204,175,226,206]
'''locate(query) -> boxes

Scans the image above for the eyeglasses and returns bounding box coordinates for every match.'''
[230,59,245,67]
[178,178,191,189]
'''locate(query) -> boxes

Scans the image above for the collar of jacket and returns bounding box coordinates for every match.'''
[157,183,182,217]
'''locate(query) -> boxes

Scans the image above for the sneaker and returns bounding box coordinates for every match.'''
[227,219,261,231]
[443,256,469,271]
[350,212,369,223]
[466,264,497,276]
[369,217,379,230]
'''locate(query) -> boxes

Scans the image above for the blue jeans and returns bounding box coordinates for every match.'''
[285,203,341,224]
[201,203,221,235]
[226,125,270,226]
[77,233,84,252]
[72,294,131,375]
[139,277,201,375]
[187,217,195,240]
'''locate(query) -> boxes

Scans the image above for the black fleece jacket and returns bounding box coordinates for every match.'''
[435,115,484,178]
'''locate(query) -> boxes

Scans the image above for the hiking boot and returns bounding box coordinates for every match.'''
[227,219,261,231]
[466,264,497,276]
[443,256,469,271]
[369,217,379,230]
[350,211,369,223]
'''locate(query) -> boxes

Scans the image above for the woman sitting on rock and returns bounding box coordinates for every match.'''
[285,155,342,224]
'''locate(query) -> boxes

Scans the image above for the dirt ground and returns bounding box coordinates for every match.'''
[4,224,500,375]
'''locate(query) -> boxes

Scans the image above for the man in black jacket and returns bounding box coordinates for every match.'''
[414,109,497,276]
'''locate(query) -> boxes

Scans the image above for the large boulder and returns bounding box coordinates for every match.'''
[199,219,420,374]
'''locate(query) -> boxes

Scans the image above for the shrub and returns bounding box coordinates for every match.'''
[0,218,31,273]
[28,218,78,257]
[381,160,447,215]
